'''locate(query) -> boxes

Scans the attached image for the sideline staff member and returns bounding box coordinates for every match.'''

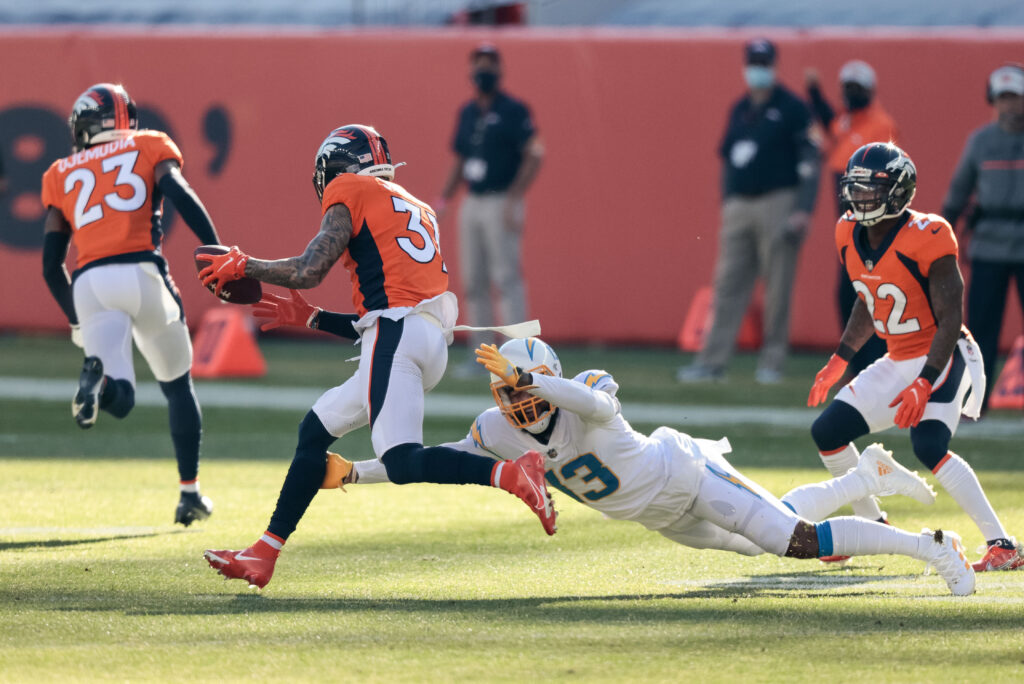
[438,43,543,373]
[943,63,1024,411]
[679,38,820,385]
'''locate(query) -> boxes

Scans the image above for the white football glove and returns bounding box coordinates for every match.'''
[70,324,84,349]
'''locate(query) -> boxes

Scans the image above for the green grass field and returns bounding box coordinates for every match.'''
[1,335,1023,682]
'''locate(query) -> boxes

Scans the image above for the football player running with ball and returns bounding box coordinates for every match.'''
[41,83,222,526]
[249,301,975,596]
[200,125,554,590]
[807,142,1021,572]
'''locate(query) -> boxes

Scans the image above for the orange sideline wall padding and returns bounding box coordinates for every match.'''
[1,29,1021,349]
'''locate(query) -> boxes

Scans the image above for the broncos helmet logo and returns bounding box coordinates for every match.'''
[72,92,102,116]
[318,136,353,153]
[885,153,916,182]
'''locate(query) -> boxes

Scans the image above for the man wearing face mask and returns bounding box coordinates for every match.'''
[943,64,1024,413]
[806,60,899,379]
[438,43,544,376]
[679,38,820,385]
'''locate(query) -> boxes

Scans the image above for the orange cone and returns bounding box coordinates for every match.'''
[677,285,763,352]
[989,335,1024,410]
[191,305,267,378]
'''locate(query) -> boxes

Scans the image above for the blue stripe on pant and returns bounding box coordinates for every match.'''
[368,317,404,429]
[814,521,834,558]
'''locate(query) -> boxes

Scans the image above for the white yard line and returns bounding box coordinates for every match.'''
[1,376,1021,436]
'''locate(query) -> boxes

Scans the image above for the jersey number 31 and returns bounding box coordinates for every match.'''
[392,196,447,273]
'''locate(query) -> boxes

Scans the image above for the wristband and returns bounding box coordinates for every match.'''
[918,365,941,385]
[836,343,857,362]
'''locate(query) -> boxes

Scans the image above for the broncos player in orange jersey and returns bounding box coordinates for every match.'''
[198,125,554,589]
[41,83,222,526]
[807,142,1021,572]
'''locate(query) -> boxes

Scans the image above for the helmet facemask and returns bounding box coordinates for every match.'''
[841,143,917,227]
[841,168,915,226]
[841,172,892,226]
[491,363,556,434]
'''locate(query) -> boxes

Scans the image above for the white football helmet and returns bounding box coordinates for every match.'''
[488,337,562,434]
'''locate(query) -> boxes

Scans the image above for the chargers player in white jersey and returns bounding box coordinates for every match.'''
[337,337,976,596]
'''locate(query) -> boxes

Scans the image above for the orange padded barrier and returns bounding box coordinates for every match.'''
[191,306,266,378]
[988,335,1024,411]
[676,285,761,352]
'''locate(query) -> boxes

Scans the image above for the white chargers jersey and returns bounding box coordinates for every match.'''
[442,370,718,529]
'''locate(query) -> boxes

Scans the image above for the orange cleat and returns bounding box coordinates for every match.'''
[972,540,1024,572]
[204,546,278,589]
[495,451,557,535]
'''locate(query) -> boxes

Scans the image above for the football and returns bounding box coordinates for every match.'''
[193,245,263,304]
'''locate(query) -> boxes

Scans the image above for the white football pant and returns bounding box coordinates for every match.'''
[312,313,448,457]
[73,262,192,384]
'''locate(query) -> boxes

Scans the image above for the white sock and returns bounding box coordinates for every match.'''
[782,468,871,522]
[180,480,199,493]
[353,459,392,484]
[820,444,884,520]
[932,452,1008,542]
[821,517,922,559]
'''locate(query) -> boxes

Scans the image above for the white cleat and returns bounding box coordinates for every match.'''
[921,528,976,596]
[857,443,936,505]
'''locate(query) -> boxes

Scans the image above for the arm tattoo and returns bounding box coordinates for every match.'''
[923,255,964,373]
[246,204,354,288]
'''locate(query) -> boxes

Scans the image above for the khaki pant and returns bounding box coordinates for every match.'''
[458,192,527,348]
[697,188,800,373]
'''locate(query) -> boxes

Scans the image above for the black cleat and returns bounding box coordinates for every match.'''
[72,356,105,429]
[175,492,214,527]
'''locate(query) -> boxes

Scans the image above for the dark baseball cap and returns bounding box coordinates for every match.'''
[470,43,501,63]
[745,38,776,65]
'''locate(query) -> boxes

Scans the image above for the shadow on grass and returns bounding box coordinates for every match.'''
[0,528,194,551]
[2,567,990,626]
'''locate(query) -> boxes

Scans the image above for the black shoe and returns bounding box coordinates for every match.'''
[175,492,214,527]
[72,356,104,429]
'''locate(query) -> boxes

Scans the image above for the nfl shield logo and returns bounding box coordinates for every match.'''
[864,259,874,272]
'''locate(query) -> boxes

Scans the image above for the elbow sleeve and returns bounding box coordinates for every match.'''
[158,172,221,245]
[313,311,360,340]
[42,231,78,324]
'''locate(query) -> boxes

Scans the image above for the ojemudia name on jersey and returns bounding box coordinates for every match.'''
[58,136,137,172]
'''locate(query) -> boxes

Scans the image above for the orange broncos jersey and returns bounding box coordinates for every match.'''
[41,130,183,269]
[321,174,448,317]
[836,209,959,360]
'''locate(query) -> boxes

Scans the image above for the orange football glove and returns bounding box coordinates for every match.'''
[807,354,848,407]
[889,377,933,429]
[475,343,522,387]
[197,245,250,296]
[252,289,321,331]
